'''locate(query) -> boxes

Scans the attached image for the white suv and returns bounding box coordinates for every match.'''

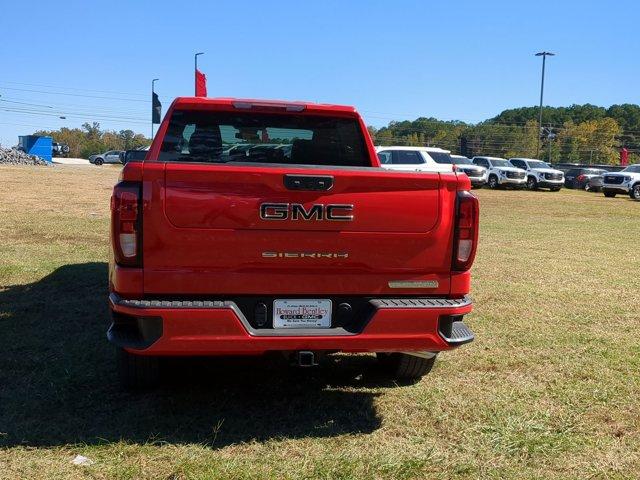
[472,156,526,189]
[602,164,640,200]
[508,158,564,191]
[450,155,488,188]
[375,146,453,173]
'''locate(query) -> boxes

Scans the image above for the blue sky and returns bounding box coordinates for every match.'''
[1,0,638,146]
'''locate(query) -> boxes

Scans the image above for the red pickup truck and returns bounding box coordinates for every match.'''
[108,97,479,388]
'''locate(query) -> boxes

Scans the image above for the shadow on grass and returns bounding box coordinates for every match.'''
[0,263,384,448]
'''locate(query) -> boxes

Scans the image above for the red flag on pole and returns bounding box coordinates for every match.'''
[195,69,207,97]
[620,148,629,166]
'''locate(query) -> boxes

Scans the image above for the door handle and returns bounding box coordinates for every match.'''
[284,174,334,191]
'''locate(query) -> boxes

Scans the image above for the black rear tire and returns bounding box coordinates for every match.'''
[604,191,617,198]
[94,158,104,166]
[376,353,436,381]
[631,184,640,201]
[117,348,160,389]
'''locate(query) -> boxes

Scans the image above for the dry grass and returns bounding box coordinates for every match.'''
[0,164,639,479]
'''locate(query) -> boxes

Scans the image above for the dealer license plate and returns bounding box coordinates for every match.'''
[273,299,332,328]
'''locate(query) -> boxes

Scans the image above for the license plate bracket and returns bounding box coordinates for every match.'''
[273,299,332,329]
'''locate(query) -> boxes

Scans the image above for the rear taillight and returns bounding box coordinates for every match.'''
[111,182,142,267]
[576,174,585,182]
[453,190,479,271]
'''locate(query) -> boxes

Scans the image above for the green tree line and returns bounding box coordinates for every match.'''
[369,104,640,164]
[34,123,150,158]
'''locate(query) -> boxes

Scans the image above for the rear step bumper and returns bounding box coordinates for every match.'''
[108,293,474,355]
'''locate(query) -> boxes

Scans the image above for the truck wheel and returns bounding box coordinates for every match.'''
[117,348,160,389]
[488,175,499,189]
[94,158,104,166]
[526,176,538,190]
[631,184,640,201]
[376,353,436,381]
[604,192,616,198]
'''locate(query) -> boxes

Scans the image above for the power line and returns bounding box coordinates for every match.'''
[0,99,54,108]
[0,80,149,97]
[2,108,149,125]
[0,86,151,103]
[2,106,148,121]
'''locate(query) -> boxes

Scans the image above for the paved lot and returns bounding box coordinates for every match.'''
[52,157,90,165]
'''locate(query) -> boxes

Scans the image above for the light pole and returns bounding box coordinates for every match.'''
[151,78,159,139]
[535,51,555,158]
[195,52,204,95]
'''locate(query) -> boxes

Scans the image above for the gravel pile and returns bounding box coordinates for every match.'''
[0,148,51,166]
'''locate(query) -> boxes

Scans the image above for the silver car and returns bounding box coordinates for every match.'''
[89,150,124,166]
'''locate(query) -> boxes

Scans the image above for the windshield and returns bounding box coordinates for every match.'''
[451,156,473,165]
[490,159,511,167]
[622,165,640,173]
[427,151,453,164]
[159,110,370,166]
[527,160,550,169]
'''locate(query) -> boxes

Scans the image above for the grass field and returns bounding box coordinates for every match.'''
[0,164,639,479]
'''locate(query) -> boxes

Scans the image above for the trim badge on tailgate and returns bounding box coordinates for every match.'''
[263,252,349,259]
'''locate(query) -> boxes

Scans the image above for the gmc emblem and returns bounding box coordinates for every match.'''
[260,203,354,221]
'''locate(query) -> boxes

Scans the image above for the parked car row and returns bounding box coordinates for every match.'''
[375,147,565,191]
[375,146,640,200]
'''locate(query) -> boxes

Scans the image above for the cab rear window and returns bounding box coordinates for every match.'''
[158,110,370,167]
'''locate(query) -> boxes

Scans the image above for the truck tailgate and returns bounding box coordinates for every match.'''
[142,162,457,296]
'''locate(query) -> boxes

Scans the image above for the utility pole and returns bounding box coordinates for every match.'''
[151,78,159,139]
[535,51,555,158]
[195,52,204,95]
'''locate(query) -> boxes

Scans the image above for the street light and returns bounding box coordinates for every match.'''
[195,52,205,95]
[535,51,555,158]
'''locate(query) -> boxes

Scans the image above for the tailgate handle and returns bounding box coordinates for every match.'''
[284,174,334,191]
